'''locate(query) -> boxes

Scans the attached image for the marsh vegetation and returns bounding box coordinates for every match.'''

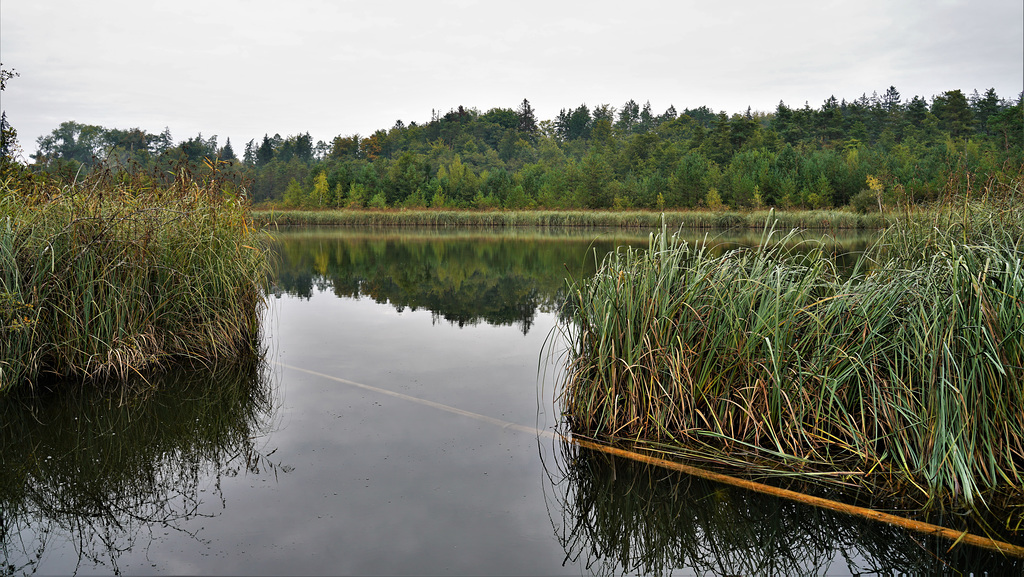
[0,169,270,392]
[559,194,1024,517]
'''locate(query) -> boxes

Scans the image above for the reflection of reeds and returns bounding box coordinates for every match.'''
[253,208,891,230]
[0,170,270,391]
[545,439,1023,576]
[0,358,277,574]
[559,203,1024,510]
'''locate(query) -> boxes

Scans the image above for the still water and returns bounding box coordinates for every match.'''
[2,226,1019,575]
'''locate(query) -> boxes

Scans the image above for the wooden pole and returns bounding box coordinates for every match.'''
[572,437,1024,559]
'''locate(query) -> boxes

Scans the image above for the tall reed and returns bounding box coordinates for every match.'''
[559,205,1024,509]
[0,172,270,392]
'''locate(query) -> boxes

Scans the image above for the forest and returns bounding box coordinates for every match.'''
[7,86,1024,212]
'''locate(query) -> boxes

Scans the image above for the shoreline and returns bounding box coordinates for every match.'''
[252,207,894,230]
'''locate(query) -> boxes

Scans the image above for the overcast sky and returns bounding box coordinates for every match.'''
[2,0,1022,158]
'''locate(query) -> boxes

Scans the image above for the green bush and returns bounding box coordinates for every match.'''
[849,189,879,213]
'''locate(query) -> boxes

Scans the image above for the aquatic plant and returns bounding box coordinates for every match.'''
[0,170,270,391]
[558,200,1024,509]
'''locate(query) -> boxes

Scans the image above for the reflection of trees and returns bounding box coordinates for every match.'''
[543,439,1022,576]
[0,360,277,575]
[268,229,627,334]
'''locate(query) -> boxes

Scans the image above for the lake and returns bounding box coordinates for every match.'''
[2,226,1019,575]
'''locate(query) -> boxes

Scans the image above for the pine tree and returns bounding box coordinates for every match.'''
[932,90,973,138]
[256,134,275,166]
[516,98,538,134]
[153,127,174,154]
[219,137,236,161]
[881,86,902,113]
[616,100,640,134]
[970,88,1002,136]
[243,139,257,166]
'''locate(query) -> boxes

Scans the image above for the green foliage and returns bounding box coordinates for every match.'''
[347,182,368,207]
[849,189,878,213]
[505,184,531,209]
[932,89,974,138]
[556,105,592,141]
[367,192,387,208]
[282,178,306,208]
[807,174,834,208]
[33,121,106,167]
[23,88,1024,213]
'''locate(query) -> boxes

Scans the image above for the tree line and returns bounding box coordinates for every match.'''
[9,87,1024,211]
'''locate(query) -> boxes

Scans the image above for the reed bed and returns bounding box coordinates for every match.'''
[253,208,891,230]
[558,203,1024,510]
[0,173,270,392]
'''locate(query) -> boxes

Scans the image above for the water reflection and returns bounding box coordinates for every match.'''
[268,227,874,335]
[0,360,277,575]
[544,439,1023,576]
[268,228,641,334]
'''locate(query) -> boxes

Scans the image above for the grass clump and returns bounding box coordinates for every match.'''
[559,200,1024,510]
[0,171,269,392]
